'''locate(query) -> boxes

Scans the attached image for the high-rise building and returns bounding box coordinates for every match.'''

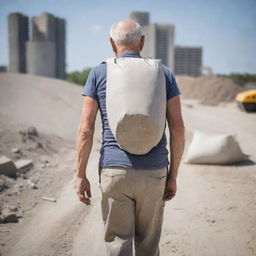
[26,41,56,78]
[8,13,29,73]
[26,12,66,79]
[140,23,175,70]
[130,11,149,26]
[174,46,202,77]
[130,12,175,70]
[8,12,66,79]
[55,18,66,79]
[32,12,56,41]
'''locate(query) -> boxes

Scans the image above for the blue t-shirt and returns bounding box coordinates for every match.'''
[82,51,181,170]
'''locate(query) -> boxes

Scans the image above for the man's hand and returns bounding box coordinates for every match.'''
[163,177,177,201]
[76,177,91,205]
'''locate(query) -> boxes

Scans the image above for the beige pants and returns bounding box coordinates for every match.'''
[99,166,168,256]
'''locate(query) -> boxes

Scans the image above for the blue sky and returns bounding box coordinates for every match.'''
[0,0,256,74]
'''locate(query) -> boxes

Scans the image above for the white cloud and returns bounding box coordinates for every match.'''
[89,25,102,32]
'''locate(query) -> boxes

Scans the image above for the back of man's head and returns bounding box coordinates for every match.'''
[110,19,143,46]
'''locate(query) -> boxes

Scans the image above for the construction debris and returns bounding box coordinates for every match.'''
[11,148,20,154]
[14,159,33,173]
[41,196,57,202]
[0,156,18,178]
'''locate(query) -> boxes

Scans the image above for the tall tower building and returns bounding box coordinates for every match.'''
[26,40,56,78]
[174,46,202,77]
[130,12,175,70]
[26,12,66,79]
[8,13,29,73]
[140,24,175,70]
[26,13,56,78]
[130,11,149,26]
[55,18,66,79]
[155,24,174,70]
[8,12,66,79]
[140,24,156,60]
[32,12,56,41]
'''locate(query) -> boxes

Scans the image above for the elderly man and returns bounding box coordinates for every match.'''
[76,19,185,256]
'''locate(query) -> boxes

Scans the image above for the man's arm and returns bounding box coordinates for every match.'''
[164,95,185,201]
[76,96,98,205]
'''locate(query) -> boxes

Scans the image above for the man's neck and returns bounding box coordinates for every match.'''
[116,47,140,57]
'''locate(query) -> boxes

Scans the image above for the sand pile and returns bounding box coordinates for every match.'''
[0,73,83,141]
[176,75,244,105]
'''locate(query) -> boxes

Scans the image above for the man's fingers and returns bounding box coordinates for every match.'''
[86,189,91,198]
[163,191,176,201]
[80,197,91,205]
[77,191,91,205]
[80,198,91,205]
[78,195,91,205]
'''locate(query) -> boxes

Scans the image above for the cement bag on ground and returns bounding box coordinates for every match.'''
[184,130,249,164]
[106,57,166,155]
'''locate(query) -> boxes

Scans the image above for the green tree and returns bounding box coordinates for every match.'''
[66,68,91,86]
[218,73,256,87]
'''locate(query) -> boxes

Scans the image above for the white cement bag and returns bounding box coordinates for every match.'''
[106,57,166,155]
[185,130,249,164]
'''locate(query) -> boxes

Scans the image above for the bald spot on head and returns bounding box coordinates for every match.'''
[114,19,138,34]
[110,19,143,46]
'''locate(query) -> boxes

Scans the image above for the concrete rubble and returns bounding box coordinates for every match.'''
[0,205,22,224]
[0,156,18,178]
[0,155,33,177]
[11,148,20,154]
[0,175,15,192]
[14,159,33,173]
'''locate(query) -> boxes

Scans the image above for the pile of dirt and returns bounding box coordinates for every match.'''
[176,75,245,105]
[0,73,78,243]
[0,73,83,141]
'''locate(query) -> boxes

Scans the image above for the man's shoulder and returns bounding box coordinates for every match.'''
[161,64,176,83]
[92,61,107,71]
[162,64,174,76]
[90,61,107,78]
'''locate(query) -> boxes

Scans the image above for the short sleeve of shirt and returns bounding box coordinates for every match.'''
[163,65,181,100]
[81,67,98,101]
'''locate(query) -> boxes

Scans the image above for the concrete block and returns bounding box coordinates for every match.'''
[14,159,33,173]
[0,156,18,177]
[11,148,20,153]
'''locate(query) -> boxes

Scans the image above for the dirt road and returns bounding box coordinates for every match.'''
[1,100,255,256]
[0,73,255,256]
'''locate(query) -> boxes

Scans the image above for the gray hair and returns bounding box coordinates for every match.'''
[110,20,143,46]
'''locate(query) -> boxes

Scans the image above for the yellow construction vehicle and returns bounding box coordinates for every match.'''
[236,90,256,112]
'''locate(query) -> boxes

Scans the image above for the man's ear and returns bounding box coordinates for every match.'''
[110,37,117,54]
[139,35,145,51]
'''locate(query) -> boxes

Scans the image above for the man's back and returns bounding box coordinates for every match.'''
[82,51,181,171]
